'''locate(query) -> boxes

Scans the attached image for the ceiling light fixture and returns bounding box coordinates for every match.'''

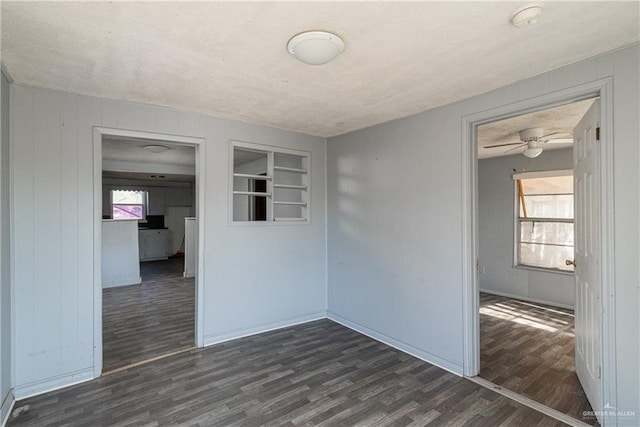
[287,31,345,65]
[523,141,543,158]
[509,4,543,27]
[144,144,169,153]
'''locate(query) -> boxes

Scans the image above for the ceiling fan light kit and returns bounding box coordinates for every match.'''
[519,127,544,141]
[523,141,543,158]
[483,127,571,158]
[287,31,345,65]
[509,4,543,27]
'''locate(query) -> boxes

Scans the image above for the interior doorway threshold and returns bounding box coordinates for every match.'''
[102,346,196,377]
[468,376,593,427]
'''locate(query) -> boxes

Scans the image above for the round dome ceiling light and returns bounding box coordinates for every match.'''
[287,31,345,65]
[144,144,169,153]
[523,141,543,158]
[509,4,543,28]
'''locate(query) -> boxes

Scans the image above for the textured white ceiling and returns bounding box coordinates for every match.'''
[102,138,196,183]
[2,2,638,138]
[478,98,595,159]
[102,138,196,166]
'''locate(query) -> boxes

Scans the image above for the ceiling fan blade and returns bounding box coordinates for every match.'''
[483,142,523,149]
[504,144,526,153]
[544,138,574,144]
[539,132,561,139]
[540,132,570,140]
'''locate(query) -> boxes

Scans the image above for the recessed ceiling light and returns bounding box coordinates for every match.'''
[144,144,169,153]
[287,31,345,65]
[509,4,543,28]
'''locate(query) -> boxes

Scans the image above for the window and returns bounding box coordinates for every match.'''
[514,170,574,272]
[111,190,148,220]
[230,141,309,223]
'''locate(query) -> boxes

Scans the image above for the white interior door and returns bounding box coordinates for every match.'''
[573,99,602,420]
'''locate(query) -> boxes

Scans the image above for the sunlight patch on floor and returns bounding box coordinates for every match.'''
[480,305,559,332]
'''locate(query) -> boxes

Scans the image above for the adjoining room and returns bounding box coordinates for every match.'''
[100,138,198,372]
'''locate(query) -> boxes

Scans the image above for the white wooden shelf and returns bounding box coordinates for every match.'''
[233,191,271,197]
[273,184,307,190]
[273,201,306,206]
[274,166,307,174]
[233,173,272,180]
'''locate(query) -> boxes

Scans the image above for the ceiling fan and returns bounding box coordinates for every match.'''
[484,128,573,158]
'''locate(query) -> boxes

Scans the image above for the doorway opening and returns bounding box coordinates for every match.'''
[462,79,616,426]
[93,128,206,376]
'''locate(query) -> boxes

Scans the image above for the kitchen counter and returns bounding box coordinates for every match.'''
[102,220,141,288]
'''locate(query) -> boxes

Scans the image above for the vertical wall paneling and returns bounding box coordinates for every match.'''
[156,108,180,135]
[11,86,327,397]
[1,71,14,423]
[610,47,640,421]
[11,86,35,386]
[32,89,62,382]
[59,93,80,374]
[327,45,639,420]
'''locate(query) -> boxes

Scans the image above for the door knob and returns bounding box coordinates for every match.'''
[565,259,576,267]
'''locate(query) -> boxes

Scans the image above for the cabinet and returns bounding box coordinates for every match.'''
[147,188,165,215]
[102,220,141,287]
[138,229,169,261]
[164,188,193,207]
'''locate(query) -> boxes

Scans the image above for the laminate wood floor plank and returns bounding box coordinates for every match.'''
[102,257,195,372]
[10,319,566,426]
[479,292,597,426]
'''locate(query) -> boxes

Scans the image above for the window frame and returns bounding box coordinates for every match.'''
[512,169,574,275]
[228,140,311,225]
[110,189,149,221]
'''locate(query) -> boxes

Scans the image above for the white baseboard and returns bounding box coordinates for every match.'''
[479,289,574,310]
[12,367,94,400]
[203,311,327,347]
[326,311,463,376]
[1,389,14,427]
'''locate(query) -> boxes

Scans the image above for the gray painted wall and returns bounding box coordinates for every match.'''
[327,45,639,420]
[10,85,327,397]
[478,148,575,308]
[1,71,12,421]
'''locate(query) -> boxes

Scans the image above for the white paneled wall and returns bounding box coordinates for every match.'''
[1,71,13,422]
[10,85,327,397]
[478,148,575,308]
[327,45,639,419]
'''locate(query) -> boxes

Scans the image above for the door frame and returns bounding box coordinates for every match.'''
[92,127,206,377]
[461,78,616,422]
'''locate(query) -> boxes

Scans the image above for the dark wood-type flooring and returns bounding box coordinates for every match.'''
[479,292,596,425]
[10,319,565,426]
[102,257,195,372]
